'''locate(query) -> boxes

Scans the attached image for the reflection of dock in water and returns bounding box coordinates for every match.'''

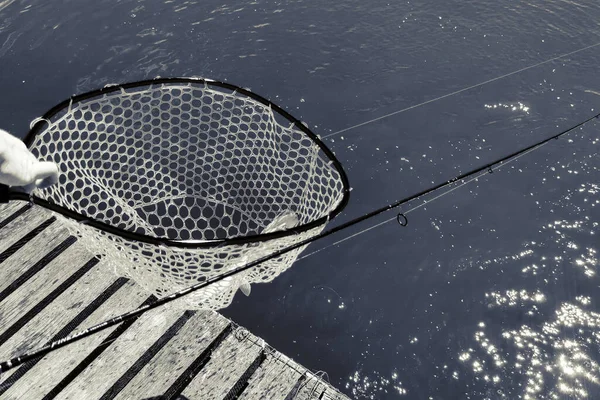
[0,201,349,400]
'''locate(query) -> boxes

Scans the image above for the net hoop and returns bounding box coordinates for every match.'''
[18,77,349,309]
[21,77,350,248]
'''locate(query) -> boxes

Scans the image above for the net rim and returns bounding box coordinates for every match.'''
[19,76,350,249]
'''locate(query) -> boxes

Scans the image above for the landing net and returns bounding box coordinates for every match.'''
[24,77,349,310]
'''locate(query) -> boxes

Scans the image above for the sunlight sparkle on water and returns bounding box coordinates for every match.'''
[484,101,531,114]
[456,177,599,399]
[346,370,407,398]
[460,302,600,399]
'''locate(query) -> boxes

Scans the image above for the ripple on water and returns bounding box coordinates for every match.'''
[345,369,408,399]
[458,178,599,399]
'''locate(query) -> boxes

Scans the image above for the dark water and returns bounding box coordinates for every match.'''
[1,0,599,398]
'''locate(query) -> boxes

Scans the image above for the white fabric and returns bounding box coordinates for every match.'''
[0,129,58,192]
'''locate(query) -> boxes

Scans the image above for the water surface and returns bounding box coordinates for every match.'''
[1,0,599,398]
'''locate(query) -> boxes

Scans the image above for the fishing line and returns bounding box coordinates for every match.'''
[323,41,600,139]
[1,110,597,374]
[299,138,553,260]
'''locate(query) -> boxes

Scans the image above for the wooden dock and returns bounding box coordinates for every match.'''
[0,201,350,400]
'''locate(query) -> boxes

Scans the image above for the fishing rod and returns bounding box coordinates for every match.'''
[1,110,597,374]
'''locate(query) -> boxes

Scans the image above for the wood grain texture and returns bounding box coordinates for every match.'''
[0,201,27,224]
[0,281,148,400]
[0,204,52,257]
[112,310,229,400]
[0,203,351,400]
[58,305,185,400]
[181,327,263,400]
[290,377,326,400]
[0,240,92,336]
[238,353,302,400]
[0,258,115,360]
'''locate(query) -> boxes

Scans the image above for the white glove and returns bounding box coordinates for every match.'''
[0,129,59,193]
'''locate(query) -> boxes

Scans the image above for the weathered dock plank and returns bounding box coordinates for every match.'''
[0,202,351,400]
[0,204,54,260]
[0,258,114,360]
[0,222,72,302]
[181,327,264,400]
[292,377,327,400]
[57,304,186,399]
[0,201,28,226]
[238,353,302,400]
[0,241,93,342]
[0,281,148,399]
[111,310,230,399]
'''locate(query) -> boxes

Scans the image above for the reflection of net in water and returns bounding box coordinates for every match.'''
[25,78,348,310]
